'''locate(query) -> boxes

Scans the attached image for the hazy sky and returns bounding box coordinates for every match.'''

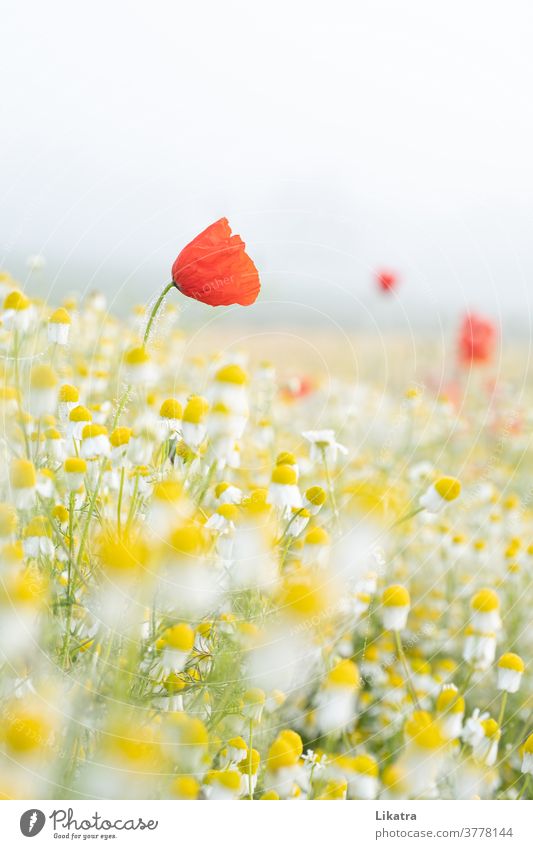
[2,0,533,332]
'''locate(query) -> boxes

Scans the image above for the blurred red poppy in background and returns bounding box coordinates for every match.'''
[172,217,260,306]
[281,375,315,401]
[458,313,497,366]
[376,269,398,293]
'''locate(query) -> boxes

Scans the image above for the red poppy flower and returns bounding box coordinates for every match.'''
[281,375,314,401]
[171,218,260,307]
[458,313,497,366]
[376,269,398,293]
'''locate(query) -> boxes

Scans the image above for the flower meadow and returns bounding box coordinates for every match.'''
[0,224,532,802]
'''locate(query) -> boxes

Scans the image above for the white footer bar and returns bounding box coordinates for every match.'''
[1,799,530,848]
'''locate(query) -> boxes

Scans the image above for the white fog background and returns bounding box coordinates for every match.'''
[2,0,533,335]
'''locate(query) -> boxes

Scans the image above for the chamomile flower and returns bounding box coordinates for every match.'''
[264,730,303,798]
[226,736,248,764]
[472,718,501,767]
[211,363,249,416]
[435,685,465,739]
[58,384,80,420]
[205,502,239,533]
[10,458,37,509]
[3,290,33,331]
[181,395,209,449]
[68,404,92,440]
[268,463,302,512]
[470,588,501,632]
[22,515,54,558]
[463,626,497,671]
[347,754,379,800]
[401,711,446,797]
[285,506,310,537]
[28,364,58,417]
[160,623,195,673]
[238,747,260,796]
[109,427,132,466]
[45,426,64,461]
[496,652,525,693]
[381,584,410,631]
[304,485,327,515]
[123,345,155,384]
[302,429,348,465]
[214,481,243,505]
[48,307,71,345]
[302,526,330,566]
[521,734,533,776]
[80,424,110,459]
[420,476,461,513]
[171,776,200,800]
[159,398,182,436]
[64,457,87,491]
[204,769,242,800]
[316,659,360,735]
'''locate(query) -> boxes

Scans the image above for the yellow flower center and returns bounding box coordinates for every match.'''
[382,584,410,608]
[271,464,297,485]
[59,384,79,403]
[49,307,71,325]
[4,290,30,311]
[10,459,37,489]
[64,457,88,474]
[109,427,132,447]
[183,395,209,424]
[497,652,524,672]
[434,476,461,501]
[30,364,58,389]
[471,588,499,612]
[164,623,194,652]
[214,364,248,385]
[159,398,183,419]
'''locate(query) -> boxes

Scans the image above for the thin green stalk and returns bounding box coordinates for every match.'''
[197,459,217,506]
[394,629,420,711]
[497,690,508,728]
[320,446,340,532]
[143,281,174,345]
[392,505,424,528]
[76,461,106,571]
[248,718,254,800]
[517,775,530,800]
[117,466,125,536]
[276,506,305,544]
[126,471,141,533]
[111,385,131,430]
[62,491,75,668]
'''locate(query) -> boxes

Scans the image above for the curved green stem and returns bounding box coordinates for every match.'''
[392,505,424,528]
[497,690,508,728]
[143,281,174,345]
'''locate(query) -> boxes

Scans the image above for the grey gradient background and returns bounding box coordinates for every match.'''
[2,0,533,334]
